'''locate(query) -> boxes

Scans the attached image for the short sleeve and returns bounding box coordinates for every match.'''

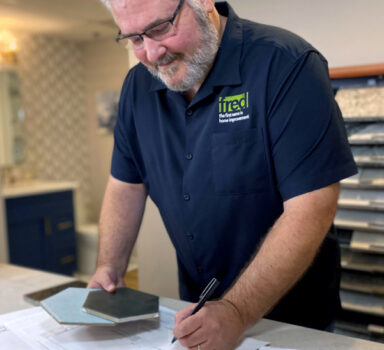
[268,52,357,200]
[110,73,143,183]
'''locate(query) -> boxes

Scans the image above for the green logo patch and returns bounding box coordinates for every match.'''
[218,92,249,113]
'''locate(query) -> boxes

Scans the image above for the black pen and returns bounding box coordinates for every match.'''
[171,277,220,344]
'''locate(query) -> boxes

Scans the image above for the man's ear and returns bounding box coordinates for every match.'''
[199,0,215,13]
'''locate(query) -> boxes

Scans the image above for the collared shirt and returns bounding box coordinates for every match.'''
[111,2,357,329]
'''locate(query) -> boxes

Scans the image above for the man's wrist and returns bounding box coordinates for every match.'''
[220,298,249,330]
[95,261,125,279]
[221,293,265,329]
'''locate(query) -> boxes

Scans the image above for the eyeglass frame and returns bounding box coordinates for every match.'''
[115,0,185,46]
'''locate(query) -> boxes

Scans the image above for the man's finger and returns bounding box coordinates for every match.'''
[87,272,116,292]
[174,304,196,325]
[174,313,202,340]
[87,280,102,289]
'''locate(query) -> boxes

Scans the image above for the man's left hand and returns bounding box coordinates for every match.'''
[173,300,247,350]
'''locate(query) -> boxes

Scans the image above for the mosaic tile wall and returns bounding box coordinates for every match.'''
[335,87,384,116]
[15,34,92,223]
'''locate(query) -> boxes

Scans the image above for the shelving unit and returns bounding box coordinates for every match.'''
[331,64,384,343]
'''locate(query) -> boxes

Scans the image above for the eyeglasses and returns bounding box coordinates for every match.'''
[116,0,184,50]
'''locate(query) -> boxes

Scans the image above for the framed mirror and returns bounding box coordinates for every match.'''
[0,69,24,166]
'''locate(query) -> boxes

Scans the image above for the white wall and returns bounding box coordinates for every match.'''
[138,199,179,299]
[227,0,384,67]
[83,38,129,221]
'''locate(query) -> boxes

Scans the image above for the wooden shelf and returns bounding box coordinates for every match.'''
[344,116,384,123]
[330,63,384,79]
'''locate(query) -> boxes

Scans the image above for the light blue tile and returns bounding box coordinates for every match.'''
[41,288,115,325]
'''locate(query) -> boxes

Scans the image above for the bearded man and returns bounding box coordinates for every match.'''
[89,1,357,349]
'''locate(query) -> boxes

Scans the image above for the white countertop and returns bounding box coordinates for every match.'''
[1,180,78,198]
[0,264,383,349]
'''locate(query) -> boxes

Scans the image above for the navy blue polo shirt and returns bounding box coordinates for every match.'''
[111,2,357,329]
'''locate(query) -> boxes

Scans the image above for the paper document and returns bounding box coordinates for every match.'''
[236,337,269,349]
[260,347,296,350]
[0,306,278,349]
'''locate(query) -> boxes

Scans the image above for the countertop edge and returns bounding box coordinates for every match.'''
[1,181,78,198]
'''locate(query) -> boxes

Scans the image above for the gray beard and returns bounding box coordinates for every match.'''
[146,10,219,92]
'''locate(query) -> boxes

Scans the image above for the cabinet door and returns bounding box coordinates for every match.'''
[47,207,77,275]
[6,191,77,275]
[7,217,46,270]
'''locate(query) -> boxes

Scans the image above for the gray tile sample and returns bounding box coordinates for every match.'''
[83,287,159,323]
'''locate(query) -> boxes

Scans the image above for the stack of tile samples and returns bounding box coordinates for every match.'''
[333,77,384,343]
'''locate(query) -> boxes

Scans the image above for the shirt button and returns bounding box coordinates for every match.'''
[186,153,193,160]
[187,233,194,240]
[197,266,204,274]
[186,109,193,116]
[183,194,190,201]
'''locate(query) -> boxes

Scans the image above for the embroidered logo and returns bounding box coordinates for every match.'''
[218,92,250,123]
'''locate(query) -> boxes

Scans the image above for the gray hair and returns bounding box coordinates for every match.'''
[99,0,111,10]
[99,0,204,13]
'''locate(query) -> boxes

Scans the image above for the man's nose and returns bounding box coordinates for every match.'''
[143,37,167,63]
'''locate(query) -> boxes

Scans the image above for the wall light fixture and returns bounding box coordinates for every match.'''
[0,30,18,64]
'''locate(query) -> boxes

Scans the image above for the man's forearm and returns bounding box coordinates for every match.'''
[223,183,340,327]
[96,176,147,278]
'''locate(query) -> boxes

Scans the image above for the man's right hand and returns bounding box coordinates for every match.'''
[87,265,126,292]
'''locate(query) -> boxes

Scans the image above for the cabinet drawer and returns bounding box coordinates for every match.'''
[6,191,74,224]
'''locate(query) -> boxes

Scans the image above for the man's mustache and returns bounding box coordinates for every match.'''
[152,53,183,70]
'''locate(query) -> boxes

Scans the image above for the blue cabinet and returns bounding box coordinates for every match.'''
[6,191,77,275]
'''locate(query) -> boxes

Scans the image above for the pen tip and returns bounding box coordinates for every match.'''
[171,336,177,344]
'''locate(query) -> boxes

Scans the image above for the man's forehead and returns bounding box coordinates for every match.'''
[111,0,179,32]
[111,0,178,16]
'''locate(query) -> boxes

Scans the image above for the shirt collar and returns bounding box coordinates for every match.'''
[149,2,243,92]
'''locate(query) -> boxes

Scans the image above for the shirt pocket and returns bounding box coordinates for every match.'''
[211,128,268,195]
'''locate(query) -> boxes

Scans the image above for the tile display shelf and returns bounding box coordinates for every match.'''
[333,70,384,343]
